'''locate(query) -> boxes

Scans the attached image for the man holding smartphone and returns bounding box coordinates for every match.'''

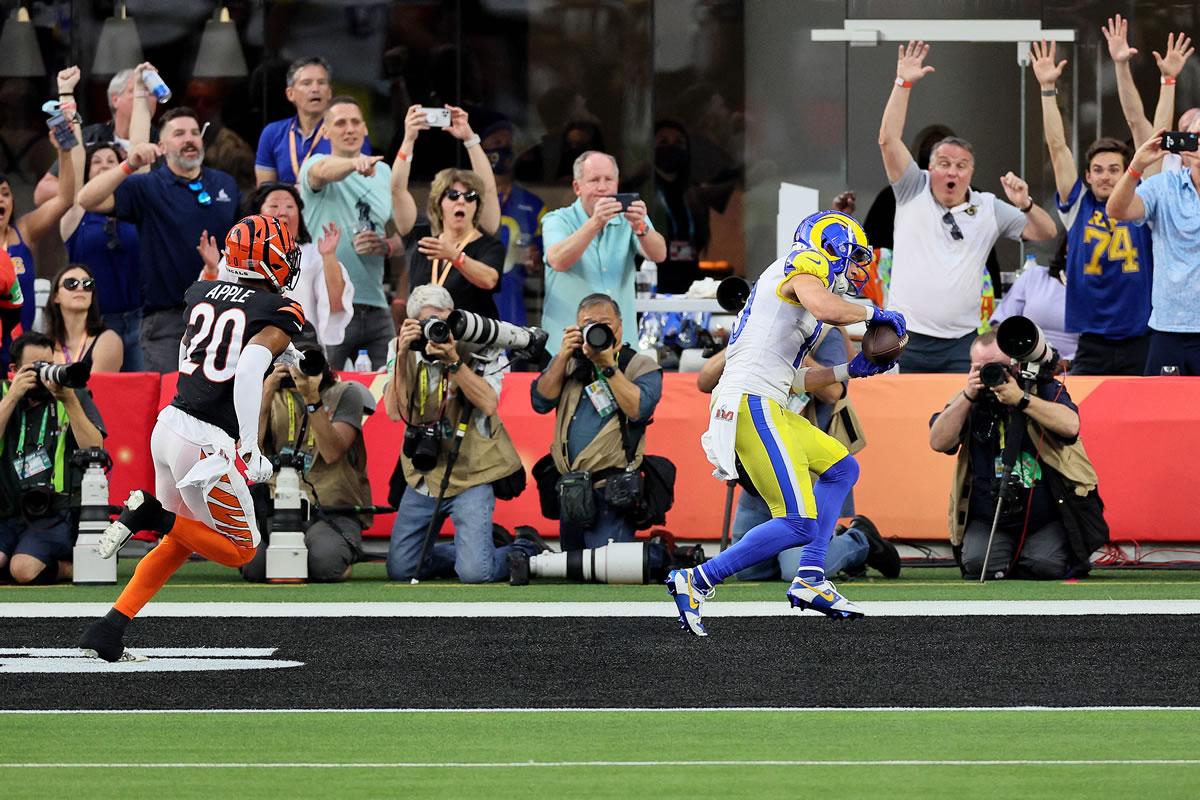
[1107,118,1200,375]
[542,151,667,355]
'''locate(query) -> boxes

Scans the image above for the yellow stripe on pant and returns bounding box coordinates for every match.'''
[735,394,849,519]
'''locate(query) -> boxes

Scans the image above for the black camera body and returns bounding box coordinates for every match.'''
[403,422,444,472]
[18,477,55,518]
[411,317,452,351]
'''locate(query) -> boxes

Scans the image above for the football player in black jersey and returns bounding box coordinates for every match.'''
[80,214,306,662]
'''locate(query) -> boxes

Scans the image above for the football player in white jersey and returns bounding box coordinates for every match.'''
[79,214,305,661]
[667,210,907,635]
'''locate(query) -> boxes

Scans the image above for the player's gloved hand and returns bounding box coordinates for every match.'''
[847,352,896,378]
[242,449,274,484]
[869,307,907,338]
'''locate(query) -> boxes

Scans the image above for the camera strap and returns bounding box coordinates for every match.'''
[284,391,317,452]
[16,405,52,456]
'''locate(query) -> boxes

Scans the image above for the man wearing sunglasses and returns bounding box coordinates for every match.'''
[880,41,1057,373]
[78,107,239,373]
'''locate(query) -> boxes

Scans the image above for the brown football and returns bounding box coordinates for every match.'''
[861,324,908,366]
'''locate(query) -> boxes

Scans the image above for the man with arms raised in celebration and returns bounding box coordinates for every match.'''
[79,215,306,661]
[667,211,905,636]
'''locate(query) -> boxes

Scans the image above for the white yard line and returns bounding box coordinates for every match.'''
[3,599,1200,618]
[4,759,1199,769]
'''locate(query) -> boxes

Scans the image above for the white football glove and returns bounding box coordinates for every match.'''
[242,449,274,484]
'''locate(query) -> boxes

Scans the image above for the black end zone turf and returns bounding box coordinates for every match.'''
[3,616,1198,710]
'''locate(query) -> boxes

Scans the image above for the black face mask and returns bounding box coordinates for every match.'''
[25,385,53,406]
[485,146,514,176]
[655,144,687,174]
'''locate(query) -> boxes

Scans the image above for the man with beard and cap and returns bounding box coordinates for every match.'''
[0,332,106,585]
[78,107,240,372]
[481,119,547,327]
[880,41,1057,373]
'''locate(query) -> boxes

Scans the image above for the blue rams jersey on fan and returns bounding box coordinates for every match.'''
[494,184,546,325]
[1058,179,1153,338]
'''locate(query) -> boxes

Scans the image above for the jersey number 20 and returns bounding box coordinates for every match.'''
[180,303,247,382]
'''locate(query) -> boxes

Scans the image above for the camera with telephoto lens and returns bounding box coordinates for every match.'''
[582,322,615,351]
[447,308,548,361]
[279,349,326,389]
[403,422,443,472]
[410,317,452,351]
[996,315,1058,382]
[31,360,90,389]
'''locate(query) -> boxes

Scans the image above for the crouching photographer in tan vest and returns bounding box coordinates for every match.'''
[382,284,533,583]
[531,293,667,551]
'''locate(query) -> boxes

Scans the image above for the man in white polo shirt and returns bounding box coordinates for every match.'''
[879,41,1058,372]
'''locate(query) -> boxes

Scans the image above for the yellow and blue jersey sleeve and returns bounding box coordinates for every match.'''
[777,247,834,304]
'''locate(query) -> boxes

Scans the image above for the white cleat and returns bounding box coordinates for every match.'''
[97,490,160,559]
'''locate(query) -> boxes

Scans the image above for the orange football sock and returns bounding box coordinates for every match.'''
[166,515,256,568]
[113,535,191,619]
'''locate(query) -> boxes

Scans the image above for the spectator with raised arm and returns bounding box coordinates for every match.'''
[879,41,1057,373]
[254,57,372,187]
[60,64,154,372]
[77,107,239,372]
[540,151,667,355]
[33,64,157,206]
[1102,15,1193,177]
[390,104,501,239]
[299,96,399,370]
[1107,121,1200,375]
[2,67,78,347]
[1031,40,1153,375]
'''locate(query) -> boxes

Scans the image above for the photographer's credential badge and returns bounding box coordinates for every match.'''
[584,380,616,419]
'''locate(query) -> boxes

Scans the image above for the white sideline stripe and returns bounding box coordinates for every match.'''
[5,759,1200,769]
[4,599,1200,618]
[0,648,276,657]
[3,706,1200,714]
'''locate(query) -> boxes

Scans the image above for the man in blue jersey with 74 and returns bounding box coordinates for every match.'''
[667,210,905,636]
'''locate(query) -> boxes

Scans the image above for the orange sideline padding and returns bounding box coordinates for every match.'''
[88,373,1200,542]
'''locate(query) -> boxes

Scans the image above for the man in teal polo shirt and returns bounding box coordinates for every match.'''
[542,151,667,354]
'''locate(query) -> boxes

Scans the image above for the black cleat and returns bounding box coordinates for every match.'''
[851,514,901,579]
[79,614,136,662]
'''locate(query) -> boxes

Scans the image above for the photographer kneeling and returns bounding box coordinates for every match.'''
[0,333,105,584]
[383,284,532,583]
[929,329,1106,580]
[531,293,663,550]
[240,348,375,583]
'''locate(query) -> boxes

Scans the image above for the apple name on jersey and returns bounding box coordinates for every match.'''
[171,280,305,439]
[718,246,842,406]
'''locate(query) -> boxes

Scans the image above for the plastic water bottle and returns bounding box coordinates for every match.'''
[353,349,372,372]
[1023,253,1037,273]
[640,261,658,297]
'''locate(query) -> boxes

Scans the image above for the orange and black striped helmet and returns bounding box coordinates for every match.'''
[223,214,301,291]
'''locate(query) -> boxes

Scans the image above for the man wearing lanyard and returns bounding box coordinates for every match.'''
[240,351,376,583]
[255,57,372,187]
[0,333,105,585]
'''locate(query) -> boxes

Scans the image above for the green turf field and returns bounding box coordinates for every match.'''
[4,561,1200,602]
[3,710,1198,799]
